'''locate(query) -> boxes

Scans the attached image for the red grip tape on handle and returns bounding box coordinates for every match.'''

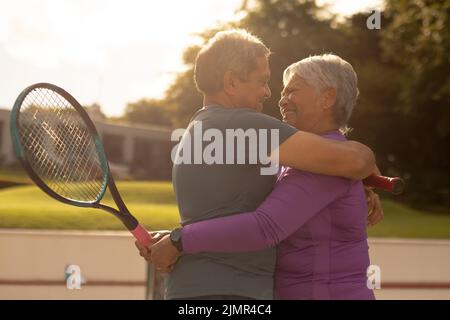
[131,224,152,246]
[363,175,405,195]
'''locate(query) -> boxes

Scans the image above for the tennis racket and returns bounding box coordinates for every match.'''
[10,82,158,294]
[363,174,405,195]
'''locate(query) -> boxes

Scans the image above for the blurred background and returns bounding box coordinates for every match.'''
[0,0,449,299]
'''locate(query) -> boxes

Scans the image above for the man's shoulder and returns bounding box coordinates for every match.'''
[189,106,293,129]
[229,108,294,130]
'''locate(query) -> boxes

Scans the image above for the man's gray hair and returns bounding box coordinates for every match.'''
[195,29,271,95]
[283,54,359,128]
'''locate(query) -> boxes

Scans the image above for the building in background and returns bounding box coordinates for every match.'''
[0,108,173,180]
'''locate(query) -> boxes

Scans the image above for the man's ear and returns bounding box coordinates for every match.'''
[321,87,337,110]
[223,70,238,95]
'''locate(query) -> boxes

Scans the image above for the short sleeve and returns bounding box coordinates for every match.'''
[230,110,298,145]
[225,110,297,168]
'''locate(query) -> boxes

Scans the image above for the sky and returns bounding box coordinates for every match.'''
[0,0,382,117]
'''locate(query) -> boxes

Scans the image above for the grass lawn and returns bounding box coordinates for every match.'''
[367,200,450,239]
[0,181,449,239]
[0,182,180,231]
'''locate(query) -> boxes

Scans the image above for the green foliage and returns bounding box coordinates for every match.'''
[123,99,172,127]
[378,0,450,206]
[164,68,202,128]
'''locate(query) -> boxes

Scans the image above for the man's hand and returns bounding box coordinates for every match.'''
[365,164,383,227]
[150,234,182,273]
[135,230,171,261]
[365,187,384,227]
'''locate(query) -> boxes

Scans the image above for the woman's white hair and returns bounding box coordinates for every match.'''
[283,54,359,129]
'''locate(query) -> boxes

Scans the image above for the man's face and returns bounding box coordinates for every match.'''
[233,56,271,112]
[279,75,323,131]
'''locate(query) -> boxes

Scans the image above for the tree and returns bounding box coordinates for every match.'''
[379,0,450,207]
[123,99,172,127]
[84,103,106,121]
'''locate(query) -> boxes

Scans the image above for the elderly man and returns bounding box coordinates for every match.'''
[137,30,377,300]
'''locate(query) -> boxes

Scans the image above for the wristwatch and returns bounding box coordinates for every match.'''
[170,228,183,252]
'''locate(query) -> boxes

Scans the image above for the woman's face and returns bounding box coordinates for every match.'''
[278,75,325,132]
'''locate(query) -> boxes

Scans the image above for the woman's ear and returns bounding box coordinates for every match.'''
[321,87,337,110]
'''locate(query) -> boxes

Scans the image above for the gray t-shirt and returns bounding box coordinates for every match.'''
[167,105,297,299]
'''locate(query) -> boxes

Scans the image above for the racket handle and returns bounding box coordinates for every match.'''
[131,224,153,247]
[133,224,158,299]
[363,174,405,195]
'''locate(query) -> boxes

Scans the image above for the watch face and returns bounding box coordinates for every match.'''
[171,228,182,242]
[170,228,183,252]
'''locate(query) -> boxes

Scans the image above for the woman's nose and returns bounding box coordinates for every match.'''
[279,95,288,109]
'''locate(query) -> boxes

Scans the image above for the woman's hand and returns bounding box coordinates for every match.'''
[365,187,384,227]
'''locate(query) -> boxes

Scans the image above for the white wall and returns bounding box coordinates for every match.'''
[1,230,450,300]
[0,229,148,299]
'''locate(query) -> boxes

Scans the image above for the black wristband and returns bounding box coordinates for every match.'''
[170,228,183,252]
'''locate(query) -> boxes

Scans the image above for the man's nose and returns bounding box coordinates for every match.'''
[265,85,271,99]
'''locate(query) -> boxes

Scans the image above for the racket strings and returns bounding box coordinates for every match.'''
[20,92,94,198]
[18,88,105,203]
[36,89,104,199]
[22,90,102,200]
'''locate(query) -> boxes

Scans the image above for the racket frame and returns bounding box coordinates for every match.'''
[10,82,140,231]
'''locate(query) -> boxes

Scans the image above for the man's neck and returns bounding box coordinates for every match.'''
[203,93,235,108]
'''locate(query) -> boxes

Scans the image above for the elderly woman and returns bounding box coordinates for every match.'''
[148,54,380,300]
